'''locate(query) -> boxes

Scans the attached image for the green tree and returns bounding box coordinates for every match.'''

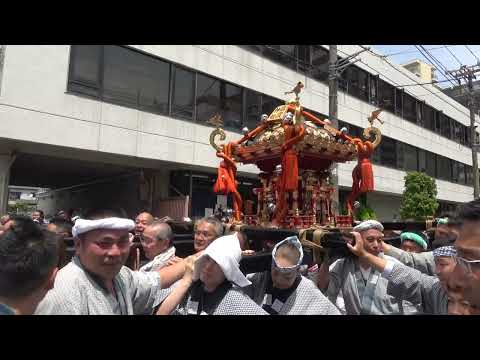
[400,171,439,221]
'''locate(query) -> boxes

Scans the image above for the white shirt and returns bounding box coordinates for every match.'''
[139,246,176,273]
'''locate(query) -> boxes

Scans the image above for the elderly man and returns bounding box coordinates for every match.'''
[448,199,480,312]
[157,234,266,315]
[348,232,479,315]
[193,217,223,253]
[35,209,185,315]
[0,216,58,315]
[400,232,428,253]
[156,217,224,278]
[134,212,154,236]
[139,221,176,272]
[321,220,420,315]
[245,236,340,315]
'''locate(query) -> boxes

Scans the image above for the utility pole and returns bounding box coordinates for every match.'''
[328,45,339,128]
[447,64,480,198]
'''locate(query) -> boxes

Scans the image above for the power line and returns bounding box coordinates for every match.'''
[445,45,463,67]
[381,45,453,58]
[415,46,456,87]
[396,78,452,87]
[465,45,480,63]
[415,45,458,88]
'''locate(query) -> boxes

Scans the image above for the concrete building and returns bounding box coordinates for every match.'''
[0,45,479,221]
[8,185,47,215]
[402,59,437,83]
[443,79,480,116]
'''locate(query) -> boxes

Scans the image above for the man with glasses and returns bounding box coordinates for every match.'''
[449,199,480,311]
[139,221,177,272]
[321,220,418,315]
[244,236,340,315]
[193,217,224,253]
[347,232,478,315]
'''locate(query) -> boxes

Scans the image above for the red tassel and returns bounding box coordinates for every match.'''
[360,158,374,192]
[213,161,230,194]
[282,149,299,191]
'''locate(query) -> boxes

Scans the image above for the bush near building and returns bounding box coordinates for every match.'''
[400,171,439,221]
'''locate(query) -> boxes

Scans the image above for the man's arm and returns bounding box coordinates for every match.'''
[382,242,435,275]
[156,256,195,315]
[158,251,203,289]
[317,260,330,292]
[349,232,446,314]
[157,259,186,289]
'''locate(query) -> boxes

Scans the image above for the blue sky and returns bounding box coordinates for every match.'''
[371,45,480,88]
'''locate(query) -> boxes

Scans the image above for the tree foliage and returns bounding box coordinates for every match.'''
[400,171,438,221]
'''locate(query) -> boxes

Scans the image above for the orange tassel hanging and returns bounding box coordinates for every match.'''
[282,148,299,191]
[360,158,374,192]
[213,161,230,194]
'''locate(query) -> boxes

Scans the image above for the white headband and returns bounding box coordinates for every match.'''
[72,217,135,238]
[353,219,384,233]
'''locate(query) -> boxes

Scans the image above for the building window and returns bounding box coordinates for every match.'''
[342,66,369,102]
[397,142,418,172]
[171,65,195,120]
[245,89,262,131]
[423,104,436,132]
[395,89,403,116]
[68,45,102,97]
[403,93,417,123]
[377,79,395,113]
[452,161,466,184]
[416,102,424,127]
[196,73,221,125]
[297,45,311,72]
[369,75,378,105]
[465,127,472,147]
[440,114,452,139]
[261,94,283,115]
[466,166,474,186]
[453,121,464,144]
[221,83,243,130]
[436,155,452,181]
[419,150,436,178]
[263,45,297,71]
[379,136,397,168]
[102,45,170,114]
[435,111,442,133]
[310,45,329,83]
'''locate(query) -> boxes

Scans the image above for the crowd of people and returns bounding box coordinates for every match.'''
[0,201,479,316]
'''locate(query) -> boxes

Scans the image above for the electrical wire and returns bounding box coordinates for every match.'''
[380,45,453,58]
[465,45,480,63]
[445,45,463,67]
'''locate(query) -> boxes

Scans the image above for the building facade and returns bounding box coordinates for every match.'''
[0,45,478,220]
[402,59,437,83]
